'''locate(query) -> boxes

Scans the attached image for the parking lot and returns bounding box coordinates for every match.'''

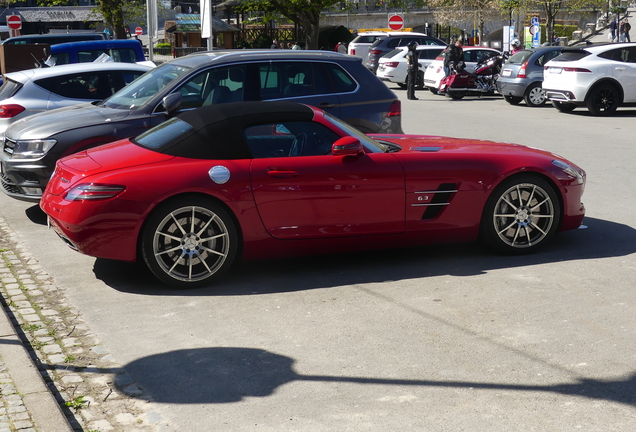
[2,86,636,431]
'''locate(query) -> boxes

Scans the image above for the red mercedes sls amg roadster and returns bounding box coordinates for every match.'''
[40,101,586,287]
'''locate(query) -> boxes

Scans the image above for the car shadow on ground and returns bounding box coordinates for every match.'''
[48,346,635,407]
[92,216,636,296]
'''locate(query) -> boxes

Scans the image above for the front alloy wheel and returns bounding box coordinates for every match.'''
[586,84,619,116]
[481,176,561,253]
[142,198,238,287]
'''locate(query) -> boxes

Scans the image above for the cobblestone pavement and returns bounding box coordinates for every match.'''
[0,216,174,432]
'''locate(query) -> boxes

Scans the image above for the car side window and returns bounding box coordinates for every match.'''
[106,71,145,96]
[38,72,107,100]
[244,121,341,158]
[50,52,70,65]
[598,48,628,62]
[178,65,246,109]
[324,62,357,93]
[259,62,319,100]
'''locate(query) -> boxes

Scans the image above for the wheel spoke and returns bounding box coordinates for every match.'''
[156,244,184,256]
[200,244,227,257]
[157,231,181,242]
[200,232,227,243]
[196,214,218,237]
[170,212,187,236]
[530,197,550,212]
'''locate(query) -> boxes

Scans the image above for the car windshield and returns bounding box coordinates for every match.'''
[102,63,191,110]
[134,117,193,148]
[506,50,533,65]
[383,48,404,58]
[322,112,390,153]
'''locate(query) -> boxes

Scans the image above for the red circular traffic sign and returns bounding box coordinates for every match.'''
[7,15,21,30]
[388,15,404,31]
[135,26,143,36]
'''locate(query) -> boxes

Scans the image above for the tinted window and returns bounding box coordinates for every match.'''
[535,49,562,66]
[260,62,315,100]
[551,50,591,62]
[384,49,403,58]
[506,50,533,65]
[354,35,384,44]
[135,117,193,148]
[473,50,498,63]
[324,63,357,93]
[75,48,140,63]
[597,47,636,63]
[51,52,71,65]
[0,79,22,100]
[244,121,340,158]
[178,65,246,109]
[37,72,110,100]
[419,48,444,59]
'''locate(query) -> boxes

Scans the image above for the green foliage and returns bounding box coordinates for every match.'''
[252,33,274,48]
[235,38,253,49]
[64,395,88,410]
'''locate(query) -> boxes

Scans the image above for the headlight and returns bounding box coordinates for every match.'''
[552,159,584,184]
[11,139,57,159]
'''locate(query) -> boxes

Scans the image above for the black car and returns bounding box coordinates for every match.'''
[1,50,403,202]
[364,32,445,73]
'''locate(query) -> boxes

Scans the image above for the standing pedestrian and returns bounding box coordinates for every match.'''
[271,39,279,49]
[336,42,347,54]
[444,39,463,77]
[610,18,618,42]
[620,18,631,42]
[406,41,419,100]
[292,41,302,50]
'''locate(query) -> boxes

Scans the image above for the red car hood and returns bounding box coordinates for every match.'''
[47,140,174,196]
[371,134,551,156]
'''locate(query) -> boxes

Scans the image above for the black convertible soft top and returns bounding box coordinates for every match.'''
[134,101,315,160]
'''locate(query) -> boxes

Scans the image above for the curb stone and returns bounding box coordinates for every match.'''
[0,216,174,432]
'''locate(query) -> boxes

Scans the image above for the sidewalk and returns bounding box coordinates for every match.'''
[573,8,634,45]
[0,243,73,431]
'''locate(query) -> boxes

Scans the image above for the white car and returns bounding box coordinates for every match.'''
[423,46,501,94]
[376,45,445,89]
[348,31,387,59]
[0,62,151,135]
[543,43,636,115]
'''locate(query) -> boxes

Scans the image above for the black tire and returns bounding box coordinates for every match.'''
[586,83,619,116]
[480,175,561,254]
[141,197,239,287]
[416,71,425,90]
[448,90,466,100]
[504,95,523,105]
[552,101,577,113]
[523,82,547,107]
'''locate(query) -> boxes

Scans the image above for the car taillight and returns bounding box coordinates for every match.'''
[387,100,401,117]
[384,62,399,68]
[563,67,592,73]
[350,48,356,55]
[0,104,25,118]
[436,66,443,73]
[369,49,382,55]
[517,60,528,78]
[65,183,126,201]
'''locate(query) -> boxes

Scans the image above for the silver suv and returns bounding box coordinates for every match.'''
[1,50,403,202]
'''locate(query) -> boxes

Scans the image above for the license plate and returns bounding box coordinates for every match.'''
[501,69,512,77]
[549,67,563,74]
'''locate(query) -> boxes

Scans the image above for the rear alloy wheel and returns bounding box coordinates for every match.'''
[481,175,561,254]
[142,197,239,287]
[503,95,523,105]
[524,82,547,107]
[552,101,577,113]
[586,83,619,116]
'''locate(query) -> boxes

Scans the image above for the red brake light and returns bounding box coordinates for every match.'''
[370,49,383,55]
[65,183,126,201]
[387,100,401,117]
[563,67,592,73]
[517,60,528,78]
[384,62,399,68]
[0,104,25,118]
[350,49,356,55]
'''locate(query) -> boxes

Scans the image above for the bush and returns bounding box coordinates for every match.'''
[154,42,172,55]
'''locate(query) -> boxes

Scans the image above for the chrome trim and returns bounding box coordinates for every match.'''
[415,190,458,194]
[411,203,450,207]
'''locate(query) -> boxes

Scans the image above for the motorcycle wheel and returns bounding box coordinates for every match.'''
[448,90,466,100]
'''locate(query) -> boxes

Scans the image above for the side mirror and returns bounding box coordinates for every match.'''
[332,136,364,156]
[162,93,182,116]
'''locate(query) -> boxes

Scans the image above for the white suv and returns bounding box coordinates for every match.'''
[348,31,387,59]
[543,43,636,115]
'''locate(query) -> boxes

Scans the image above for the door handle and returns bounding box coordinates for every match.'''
[267,169,299,178]
[318,102,336,109]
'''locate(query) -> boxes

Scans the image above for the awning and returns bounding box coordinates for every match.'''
[3,7,103,23]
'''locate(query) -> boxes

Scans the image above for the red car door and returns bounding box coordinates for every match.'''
[250,153,406,240]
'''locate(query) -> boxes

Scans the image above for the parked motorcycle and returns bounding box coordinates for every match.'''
[438,53,505,100]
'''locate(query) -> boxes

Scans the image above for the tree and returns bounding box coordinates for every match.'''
[37,0,148,40]
[236,0,343,49]
[429,0,502,42]
[530,0,606,44]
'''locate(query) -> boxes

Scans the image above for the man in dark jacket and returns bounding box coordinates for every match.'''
[406,41,419,100]
[443,39,464,77]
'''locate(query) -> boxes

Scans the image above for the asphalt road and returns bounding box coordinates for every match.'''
[2,87,636,431]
